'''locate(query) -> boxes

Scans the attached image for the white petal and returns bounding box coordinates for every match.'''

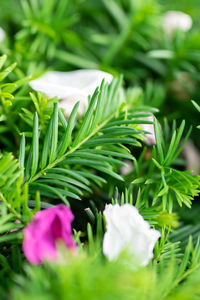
[103,204,160,268]
[103,227,125,261]
[163,11,192,35]
[29,70,113,115]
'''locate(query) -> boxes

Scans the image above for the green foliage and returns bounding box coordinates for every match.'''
[10,236,200,300]
[123,118,200,212]
[21,77,154,205]
[16,0,78,71]
[0,0,199,298]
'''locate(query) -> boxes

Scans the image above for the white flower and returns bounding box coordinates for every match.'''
[0,27,5,42]
[29,70,113,115]
[163,11,192,36]
[103,204,160,268]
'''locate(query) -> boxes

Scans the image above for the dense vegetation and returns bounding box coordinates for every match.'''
[0,0,199,299]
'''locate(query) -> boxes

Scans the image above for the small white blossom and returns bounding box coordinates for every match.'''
[163,11,192,36]
[0,27,5,42]
[29,70,113,115]
[103,204,160,268]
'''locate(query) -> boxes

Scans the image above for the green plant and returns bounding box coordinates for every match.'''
[0,0,200,298]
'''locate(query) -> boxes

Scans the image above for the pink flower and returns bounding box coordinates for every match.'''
[23,204,76,264]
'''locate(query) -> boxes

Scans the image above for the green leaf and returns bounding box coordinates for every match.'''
[19,133,25,169]
[58,108,68,129]
[154,117,164,163]
[40,117,53,169]
[192,100,200,113]
[31,113,39,177]
[164,120,185,166]
[0,54,7,70]
[58,102,79,157]
[0,63,17,81]
[176,236,193,278]
[49,103,58,164]
[72,88,99,147]
[30,183,70,205]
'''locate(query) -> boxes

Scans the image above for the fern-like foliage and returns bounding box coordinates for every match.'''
[0,55,30,149]
[127,118,200,211]
[19,77,154,206]
[11,0,79,74]
[0,152,37,242]
[10,233,200,300]
[0,153,24,269]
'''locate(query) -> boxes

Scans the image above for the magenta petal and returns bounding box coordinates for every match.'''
[23,227,41,264]
[23,204,76,264]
